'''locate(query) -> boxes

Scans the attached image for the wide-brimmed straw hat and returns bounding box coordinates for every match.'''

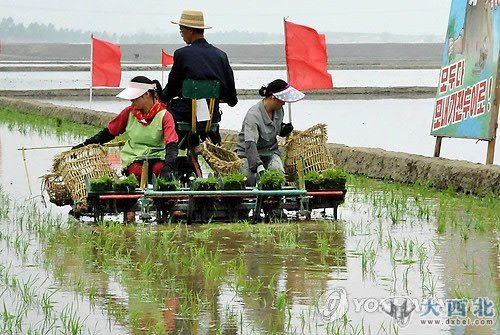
[116,81,156,100]
[171,9,212,29]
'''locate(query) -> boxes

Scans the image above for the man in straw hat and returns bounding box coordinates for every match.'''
[162,9,238,147]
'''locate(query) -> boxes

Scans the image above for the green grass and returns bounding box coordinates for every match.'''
[0,107,101,139]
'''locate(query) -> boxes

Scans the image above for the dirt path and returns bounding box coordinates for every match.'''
[0,87,437,100]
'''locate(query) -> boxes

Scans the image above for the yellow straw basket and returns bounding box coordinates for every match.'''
[199,141,244,176]
[220,132,238,151]
[284,124,336,176]
[42,173,73,206]
[50,144,116,207]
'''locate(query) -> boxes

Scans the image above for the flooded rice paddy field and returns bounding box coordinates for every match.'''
[0,112,498,334]
[33,97,500,165]
[0,69,439,91]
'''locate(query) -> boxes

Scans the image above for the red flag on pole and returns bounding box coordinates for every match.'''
[91,36,121,87]
[285,20,333,90]
[161,49,174,67]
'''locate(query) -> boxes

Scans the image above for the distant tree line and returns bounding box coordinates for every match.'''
[0,17,441,44]
[0,17,282,44]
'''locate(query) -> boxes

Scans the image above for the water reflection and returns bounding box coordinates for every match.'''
[0,136,2,180]
[41,221,347,334]
[0,113,498,334]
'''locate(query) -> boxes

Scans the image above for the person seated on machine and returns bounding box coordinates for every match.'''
[161,9,238,150]
[73,76,178,182]
[235,79,304,186]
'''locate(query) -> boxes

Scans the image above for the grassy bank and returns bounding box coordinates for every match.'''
[0,107,101,139]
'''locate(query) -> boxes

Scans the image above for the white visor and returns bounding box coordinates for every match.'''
[116,82,156,100]
[271,85,305,102]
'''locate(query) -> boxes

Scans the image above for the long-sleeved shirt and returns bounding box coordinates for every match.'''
[235,100,286,171]
[161,38,238,123]
[108,105,178,145]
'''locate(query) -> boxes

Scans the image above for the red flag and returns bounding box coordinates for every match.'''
[285,20,333,90]
[161,49,174,67]
[91,35,121,87]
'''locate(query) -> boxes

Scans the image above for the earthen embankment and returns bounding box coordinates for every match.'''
[1,97,498,196]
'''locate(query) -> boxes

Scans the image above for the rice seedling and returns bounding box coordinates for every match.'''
[316,232,330,262]
[421,271,439,297]
[360,241,377,277]
[177,291,203,320]
[1,141,499,335]
[60,304,85,335]
[274,224,302,249]
[459,225,470,241]
[417,244,429,274]
[40,289,56,318]
[450,286,473,300]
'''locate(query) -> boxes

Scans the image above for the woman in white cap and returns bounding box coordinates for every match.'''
[73,76,178,181]
[235,79,304,186]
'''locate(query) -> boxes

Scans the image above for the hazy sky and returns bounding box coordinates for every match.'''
[0,0,452,36]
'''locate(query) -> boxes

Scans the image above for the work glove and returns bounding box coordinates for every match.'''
[280,123,294,137]
[72,142,86,150]
[256,165,265,176]
[162,142,178,180]
[72,128,115,150]
[160,165,174,181]
[245,141,263,173]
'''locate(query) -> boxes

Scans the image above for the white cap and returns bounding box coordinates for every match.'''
[116,81,156,100]
[272,85,305,102]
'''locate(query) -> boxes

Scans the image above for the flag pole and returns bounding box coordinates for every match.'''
[283,17,292,124]
[89,34,93,109]
[161,49,165,86]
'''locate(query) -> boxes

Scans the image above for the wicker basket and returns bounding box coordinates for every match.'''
[284,124,336,177]
[51,144,116,206]
[199,141,243,176]
[220,132,239,151]
[42,173,73,206]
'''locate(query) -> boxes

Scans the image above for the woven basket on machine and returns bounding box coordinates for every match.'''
[50,144,116,207]
[42,173,73,206]
[220,132,238,151]
[199,141,243,176]
[284,124,336,177]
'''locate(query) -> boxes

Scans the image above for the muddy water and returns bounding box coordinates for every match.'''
[0,125,498,334]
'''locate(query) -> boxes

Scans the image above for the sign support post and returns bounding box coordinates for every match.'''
[486,86,500,164]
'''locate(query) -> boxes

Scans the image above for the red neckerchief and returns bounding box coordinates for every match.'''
[131,100,166,125]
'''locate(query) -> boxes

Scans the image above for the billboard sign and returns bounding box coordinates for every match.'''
[431,0,499,140]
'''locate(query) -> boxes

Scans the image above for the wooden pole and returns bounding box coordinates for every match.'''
[90,34,93,109]
[433,136,443,158]
[486,86,500,164]
[16,141,125,151]
[21,147,32,195]
[161,49,165,86]
[140,160,149,190]
[283,17,293,124]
